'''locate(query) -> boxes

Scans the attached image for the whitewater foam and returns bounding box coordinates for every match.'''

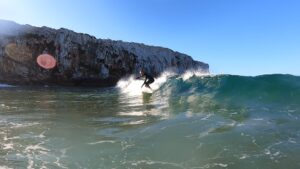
[88,140,116,145]
[117,70,210,95]
[117,71,174,95]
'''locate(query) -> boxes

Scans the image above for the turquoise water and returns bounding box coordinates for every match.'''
[0,74,300,168]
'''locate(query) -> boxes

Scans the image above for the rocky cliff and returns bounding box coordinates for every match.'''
[0,20,209,86]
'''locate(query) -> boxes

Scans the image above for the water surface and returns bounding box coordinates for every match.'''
[0,74,300,168]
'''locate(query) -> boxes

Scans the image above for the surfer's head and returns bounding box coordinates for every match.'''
[139,69,144,75]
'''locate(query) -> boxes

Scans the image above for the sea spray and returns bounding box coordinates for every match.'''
[180,69,211,81]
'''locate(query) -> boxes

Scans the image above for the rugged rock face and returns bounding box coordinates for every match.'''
[0,20,209,86]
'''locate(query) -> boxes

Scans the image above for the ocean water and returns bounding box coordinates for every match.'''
[0,73,300,169]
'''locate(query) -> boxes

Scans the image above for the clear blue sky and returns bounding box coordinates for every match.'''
[0,0,299,75]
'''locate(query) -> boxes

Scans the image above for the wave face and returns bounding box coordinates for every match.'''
[118,73,300,113]
[0,73,300,168]
[160,74,300,105]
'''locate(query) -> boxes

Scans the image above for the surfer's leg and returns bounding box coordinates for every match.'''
[149,78,154,84]
[146,79,154,87]
[148,79,154,90]
[145,83,152,90]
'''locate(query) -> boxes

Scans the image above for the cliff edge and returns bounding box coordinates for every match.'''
[0,20,209,86]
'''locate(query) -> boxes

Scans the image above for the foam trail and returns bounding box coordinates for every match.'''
[0,83,14,87]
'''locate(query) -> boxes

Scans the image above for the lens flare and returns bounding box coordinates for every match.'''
[36,54,57,69]
[4,43,32,62]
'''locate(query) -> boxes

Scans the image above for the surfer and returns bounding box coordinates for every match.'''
[136,69,155,90]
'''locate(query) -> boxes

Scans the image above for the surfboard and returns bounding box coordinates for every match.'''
[141,87,153,94]
[142,91,152,95]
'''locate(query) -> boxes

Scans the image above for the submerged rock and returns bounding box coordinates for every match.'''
[0,20,209,86]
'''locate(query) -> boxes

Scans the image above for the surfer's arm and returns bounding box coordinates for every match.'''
[136,74,144,79]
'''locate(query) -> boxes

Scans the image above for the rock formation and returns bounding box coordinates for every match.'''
[0,20,209,86]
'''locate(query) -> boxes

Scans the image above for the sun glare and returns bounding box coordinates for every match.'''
[0,0,30,22]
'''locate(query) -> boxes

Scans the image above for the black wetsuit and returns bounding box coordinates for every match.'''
[143,73,154,86]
